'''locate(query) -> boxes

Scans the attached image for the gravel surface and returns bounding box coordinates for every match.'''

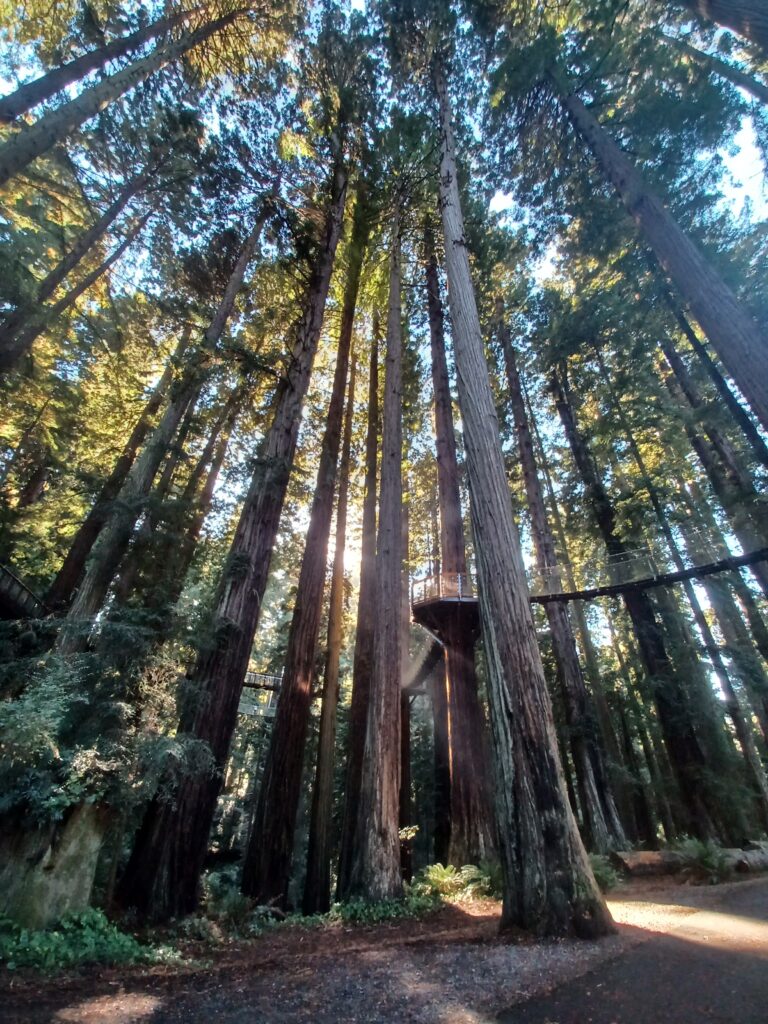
[1,877,766,1024]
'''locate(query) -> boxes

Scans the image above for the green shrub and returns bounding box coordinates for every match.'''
[0,909,178,972]
[203,866,253,928]
[413,861,503,901]
[333,888,441,925]
[589,854,621,893]
[675,839,733,885]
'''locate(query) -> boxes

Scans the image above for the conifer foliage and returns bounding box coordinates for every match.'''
[1,0,767,942]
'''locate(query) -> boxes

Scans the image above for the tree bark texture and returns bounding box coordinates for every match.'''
[303,352,357,916]
[242,198,364,908]
[425,226,496,867]
[0,9,245,187]
[116,158,347,922]
[551,368,720,841]
[502,317,625,853]
[436,62,612,938]
[0,7,200,122]
[347,214,404,903]
[336,312,379,899]
[556,81,768,434]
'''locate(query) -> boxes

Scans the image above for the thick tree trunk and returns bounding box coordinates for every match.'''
[0,9,245,187]
[678,0,768,54]
[435,63,611,938]
[555,80,768,434]
[336,313,380,899]
[242,194,365,908]
[346,213,404,903]
[0,804,109,928]
[303,354,357,916]
[501,315,625,853]
[399,691,413,882]
[424,226,496,867]
[552,368,721,841]
[0,215,149,373]
[46,328,190,609]
[0,8,201,122]
[117,159,347,922]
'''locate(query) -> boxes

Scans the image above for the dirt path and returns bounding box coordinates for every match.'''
[499,878,768,1024]
[1,878,766,1024]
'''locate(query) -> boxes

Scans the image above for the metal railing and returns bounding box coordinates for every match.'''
[411,572,475,605]
[411,527,742,603]
[0,563,47,617]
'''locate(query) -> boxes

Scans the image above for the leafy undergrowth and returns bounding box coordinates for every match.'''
[589,854,621,893]
[173,861,504,944]
[0,863,504,972]
[0,909,182,973]
[674,839,734,885]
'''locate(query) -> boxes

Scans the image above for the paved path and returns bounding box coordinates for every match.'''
[500,880,768,1024]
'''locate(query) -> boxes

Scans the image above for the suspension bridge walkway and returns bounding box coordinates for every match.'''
[411,537,768,638]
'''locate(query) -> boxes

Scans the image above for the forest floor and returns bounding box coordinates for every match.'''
[0,875,766,1024]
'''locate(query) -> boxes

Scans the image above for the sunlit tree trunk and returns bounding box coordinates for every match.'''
[303,353,357,915]
[436,60,611,938]
[425,226,496,867]
[117,158,347,922]
[501,314,624,853]
[0,9,246,187]
[347,212,404,902]
[555,77,768,434]
[242,192,365,909]
[336,312,380,900]
[0,7,202,122]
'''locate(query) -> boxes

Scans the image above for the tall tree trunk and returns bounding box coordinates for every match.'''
[46,328,190,609]
[0,7,203,122]
[435,61,611,938]
[662,32,768,104]
[656,282,768,471]
[658,355,768,598]
[593,350,765,831]
[554,77,768,434]
[336,312,379,900]
[0,167,152,356]
[424,225,496,867]
[303,353,357,916]
[677,0,768,54]
[0,214,149,373]
[54,199,269,650]
[501,312,625,853]
[0,9,246,187]
[525,385,633,833]
[55,377,200,655]
[116,158,347,922]
[242,193,366,908]
[347,212,404,902]
[551,367,720,841]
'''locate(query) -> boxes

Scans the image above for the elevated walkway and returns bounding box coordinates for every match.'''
[411,547,768,626]
[0,563,48,620]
